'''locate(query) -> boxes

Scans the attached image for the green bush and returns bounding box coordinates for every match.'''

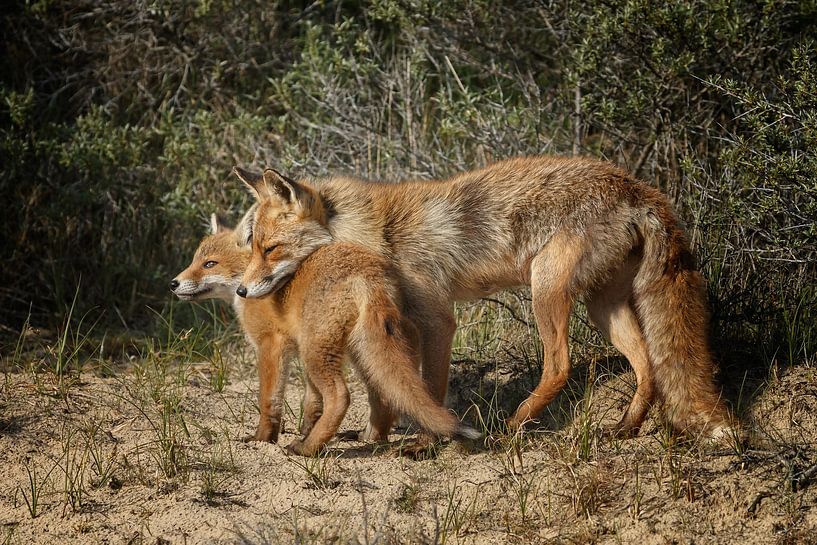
[1,0,815,371]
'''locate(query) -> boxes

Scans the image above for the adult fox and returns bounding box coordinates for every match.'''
[234,155,733,440]
[171,215,478,455]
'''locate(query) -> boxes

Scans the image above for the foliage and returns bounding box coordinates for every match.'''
[1,0,815,370]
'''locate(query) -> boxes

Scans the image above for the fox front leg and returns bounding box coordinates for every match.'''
[245,334,289,443]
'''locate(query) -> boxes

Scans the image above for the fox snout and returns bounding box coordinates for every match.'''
[170,279,180,291]
[237,272,293,298]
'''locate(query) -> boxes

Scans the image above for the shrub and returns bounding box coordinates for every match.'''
[1,0,814,371]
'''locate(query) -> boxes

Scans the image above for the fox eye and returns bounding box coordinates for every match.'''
[203,260,217,269]
[263,244,278,256]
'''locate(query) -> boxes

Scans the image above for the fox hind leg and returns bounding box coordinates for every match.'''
[289,350,350,456]
[586,267,655,437]
[507,233,585,429]
[401,297,455,452]
[410,298,456,405]
[346,349,395,442]
[359,385,396,442]
[300,374,323,437]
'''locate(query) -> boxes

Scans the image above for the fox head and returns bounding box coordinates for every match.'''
[233,167,333,298]
[170,214,251,302]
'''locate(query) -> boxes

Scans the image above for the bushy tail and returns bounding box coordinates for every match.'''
[351,287,480,441]
[633,192,732,440]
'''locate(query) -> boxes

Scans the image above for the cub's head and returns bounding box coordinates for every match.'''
[170,214,251,302]
[232,167,332,298]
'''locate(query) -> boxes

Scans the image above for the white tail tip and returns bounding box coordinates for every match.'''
[456,425,482,441]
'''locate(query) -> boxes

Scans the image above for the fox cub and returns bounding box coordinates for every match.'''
[172,215,478,455]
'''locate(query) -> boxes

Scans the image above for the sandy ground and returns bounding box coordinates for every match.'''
[1,355,816,544]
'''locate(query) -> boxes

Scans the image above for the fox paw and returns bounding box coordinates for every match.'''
[336,429,364,441]
[243,423,280,443]
[359,423,391,443]
[602,422,640,440]
[286,440,303,455]
[286,439,319,457]
[395,436,438,461]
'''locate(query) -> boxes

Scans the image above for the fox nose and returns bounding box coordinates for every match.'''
[170,279,180,291]
[236,285,248,298]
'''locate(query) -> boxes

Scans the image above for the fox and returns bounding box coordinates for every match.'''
[170,212,399,445]
[171,210,293,443]
[234,155,735,441]
[171,215,478,455]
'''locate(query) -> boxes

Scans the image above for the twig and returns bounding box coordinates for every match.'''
[792,461,817,492]
[481,297,531,328]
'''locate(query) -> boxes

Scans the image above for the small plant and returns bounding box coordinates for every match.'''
[114,351,192,483]
[452,300,504,359]
[198,452,233,504]
[289,449,340,490]
[570,469,604,519]
[152,395,190,480]
[464,373,508,440]
[438,481,477,544]
[394,483,420,514]
[19,459,55,519]
[208,342,228,393]
[571,373,601,463]
[81,419,118,488]
[628,462,643,521]
[196,429,239,504]
[510,470,537,525]
[46,284,100,398]
[782,290,816,368]
[662,441,695,502]
[7,308,32,372]
[56,426,91,514]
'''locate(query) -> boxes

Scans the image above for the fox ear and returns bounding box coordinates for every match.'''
[210,213,229,235]
[262,168,304,204]
[233,166,267,197]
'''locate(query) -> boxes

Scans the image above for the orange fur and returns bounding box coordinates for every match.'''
[173,213,478,455]
[171,216,292,443]
[235,156,733,439]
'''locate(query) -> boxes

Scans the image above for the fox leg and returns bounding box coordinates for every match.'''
[359,386,395,441]
[247,333,289,443]
[397,299,455,457]
[586,257,654,437]
[411,300,456,404]
[335,350,395,442]
[300,374,323,437]
[360,303,444,442]
[288,349,350,456]
[507,233,585,428]
[350,306,475,459]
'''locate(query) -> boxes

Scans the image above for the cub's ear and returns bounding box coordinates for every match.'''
[235,203,257,246]
[210,213,230,235]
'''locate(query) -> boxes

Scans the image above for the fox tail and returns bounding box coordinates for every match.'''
[351,286,480,441]
[632,189,733,440]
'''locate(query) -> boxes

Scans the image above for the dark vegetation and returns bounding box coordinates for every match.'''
[1,0,815,380]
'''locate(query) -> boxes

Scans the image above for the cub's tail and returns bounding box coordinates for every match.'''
[352,285,480,441]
